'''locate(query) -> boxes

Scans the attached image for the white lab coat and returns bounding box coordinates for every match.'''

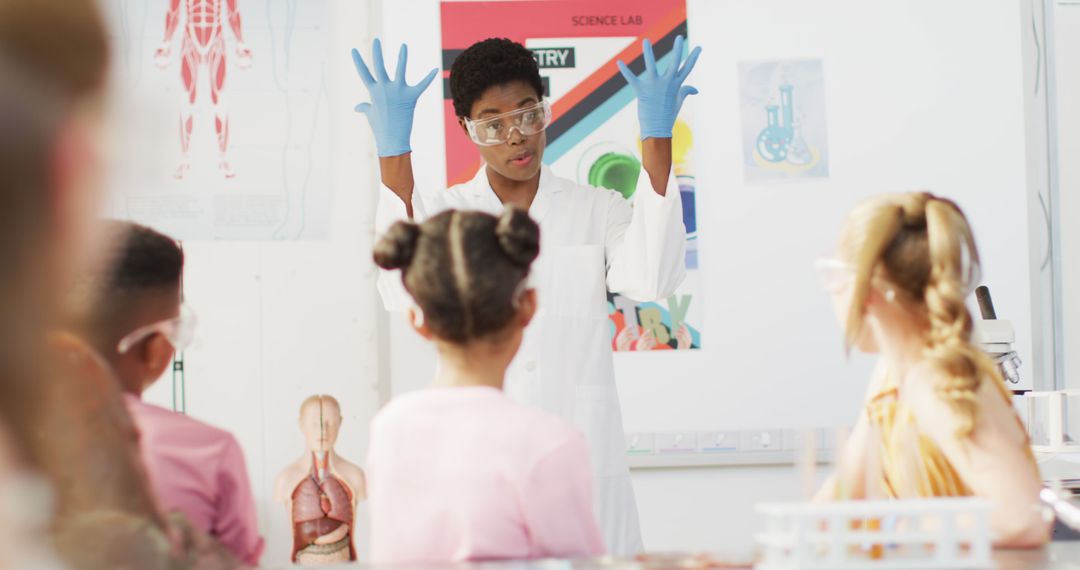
[374,164,686,555]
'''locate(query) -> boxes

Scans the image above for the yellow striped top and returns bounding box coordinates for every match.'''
[863,373,1031,499]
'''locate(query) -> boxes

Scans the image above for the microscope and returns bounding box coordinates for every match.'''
[971,286,1023,389]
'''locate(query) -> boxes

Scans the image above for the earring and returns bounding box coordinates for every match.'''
[884,289,896,303]
[411,306,426,328]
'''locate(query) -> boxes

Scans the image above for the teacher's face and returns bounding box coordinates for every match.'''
[460,81,546,183]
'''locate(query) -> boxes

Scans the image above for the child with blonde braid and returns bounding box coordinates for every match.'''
[816,191,1050,547]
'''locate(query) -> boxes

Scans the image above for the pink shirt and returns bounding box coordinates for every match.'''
[124,395,265,565]
[367,386,605,563]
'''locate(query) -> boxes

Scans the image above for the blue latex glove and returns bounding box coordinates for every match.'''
[352,38,439,157]
[617,35,701,140]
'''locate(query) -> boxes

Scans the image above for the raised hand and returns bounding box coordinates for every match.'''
[351,38,439,158]
[616,35,701,140]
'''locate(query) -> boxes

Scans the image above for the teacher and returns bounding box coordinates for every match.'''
[353,35,701,554]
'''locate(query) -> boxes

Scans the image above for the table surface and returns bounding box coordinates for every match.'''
[274,541,1080,570]
[993,542,1080,569]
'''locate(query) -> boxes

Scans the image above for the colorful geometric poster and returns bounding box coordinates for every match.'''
[739,59,830,182]
[440,0,701,351]
[101,0,332,240]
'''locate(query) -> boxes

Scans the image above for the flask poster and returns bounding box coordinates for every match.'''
[739,59,830,182]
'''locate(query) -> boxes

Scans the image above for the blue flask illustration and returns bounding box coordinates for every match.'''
[755,84,795,163]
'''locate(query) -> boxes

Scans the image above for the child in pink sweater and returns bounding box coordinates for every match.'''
[368,207,605,563]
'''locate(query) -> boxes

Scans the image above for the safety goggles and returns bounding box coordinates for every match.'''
[815,258,855,293]
[117,303,198,354]
[463,100,552,146]
[816,258,902,301]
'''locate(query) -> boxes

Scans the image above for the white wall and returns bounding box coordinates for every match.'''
[141,0,386,565]
[1022,0,1058,392]
[633,466,830,556]
[1050,1,1080,390]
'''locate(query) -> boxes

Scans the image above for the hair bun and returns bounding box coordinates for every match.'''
[900,192,932,228]
[495,205,540,267]
[373,221,421,270]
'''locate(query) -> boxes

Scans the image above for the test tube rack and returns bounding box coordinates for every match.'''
[754,497,994,570]
[1022,390,1080,453]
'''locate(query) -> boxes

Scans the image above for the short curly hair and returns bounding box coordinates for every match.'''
[103,222,185,296]
[85,221,184,348]
[450,38,544,118]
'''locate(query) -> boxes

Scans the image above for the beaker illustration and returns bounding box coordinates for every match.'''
[785,117,813,166]
[755,84,795,163]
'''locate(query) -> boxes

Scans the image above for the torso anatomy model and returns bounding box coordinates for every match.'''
[274,395,367,565]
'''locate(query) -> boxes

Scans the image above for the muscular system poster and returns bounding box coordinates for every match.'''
[103,0,332,241]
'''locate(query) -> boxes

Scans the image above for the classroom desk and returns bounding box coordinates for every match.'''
[283,542,1080,570]
[994,542,1080,569]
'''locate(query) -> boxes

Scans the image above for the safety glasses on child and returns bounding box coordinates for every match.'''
[117,303,198,354]
[815,258,899,302]
[815,258,855,293]
[463,100,552,146]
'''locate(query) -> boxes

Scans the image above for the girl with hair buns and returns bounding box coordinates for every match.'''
[366,206,604,563]
[816,191,1050,547]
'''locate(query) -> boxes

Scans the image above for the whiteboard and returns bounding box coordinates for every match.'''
[382,0,1040,434]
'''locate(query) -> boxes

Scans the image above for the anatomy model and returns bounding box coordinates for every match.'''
[274,395,366,565]
[154,0,253,179]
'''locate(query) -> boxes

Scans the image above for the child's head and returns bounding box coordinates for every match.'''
[823,191,997,435]
[373,206,540,351]
[0,0,110,103]
[83,221,189,395]
[0,0,113,281]
[451,38,548,183]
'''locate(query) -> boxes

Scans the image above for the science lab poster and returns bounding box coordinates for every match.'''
[441,0,702,351]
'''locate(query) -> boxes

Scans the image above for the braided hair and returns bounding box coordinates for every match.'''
[839,191,996,437]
